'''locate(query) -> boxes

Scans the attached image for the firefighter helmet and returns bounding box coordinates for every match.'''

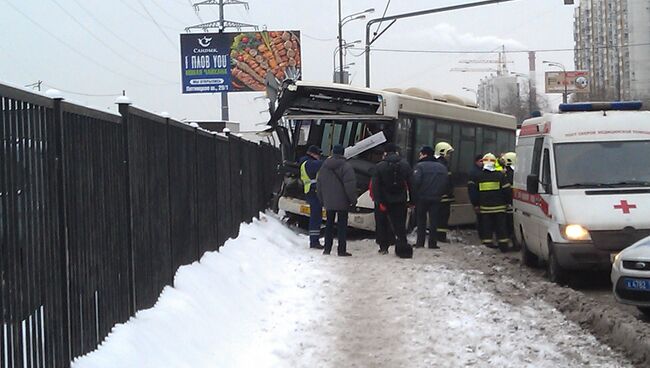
[502,152,516,167]
[482,153,497,163]
[434,142,454,157]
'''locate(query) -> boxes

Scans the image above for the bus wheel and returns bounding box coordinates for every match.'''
[547,240,568,285]
[520,231,538,268]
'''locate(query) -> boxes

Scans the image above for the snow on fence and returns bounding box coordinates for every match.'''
[0,82,281,367]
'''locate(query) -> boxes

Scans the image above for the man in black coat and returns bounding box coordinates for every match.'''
[317,144,357,256]
[412,146,449,249]
[371,143,413,258]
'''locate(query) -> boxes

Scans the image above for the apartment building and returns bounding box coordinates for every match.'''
[574,0,650,105]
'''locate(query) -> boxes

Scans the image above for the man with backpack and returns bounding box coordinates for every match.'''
[371,143,413,258]
[412,146,449,249]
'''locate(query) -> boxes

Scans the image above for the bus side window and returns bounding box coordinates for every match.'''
[483,128,497,154]
[457,126,476,185]
[497,130,510,154]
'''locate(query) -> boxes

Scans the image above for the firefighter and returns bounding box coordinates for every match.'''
[501,152,517,243]
[300,145,324,249]
[469,153,512,252]
[433,142,454,242]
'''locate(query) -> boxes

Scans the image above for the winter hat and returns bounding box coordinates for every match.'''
[384,143,399,153]
[419,146,434,156]
[332,144,345,155]
[307,145,322,155]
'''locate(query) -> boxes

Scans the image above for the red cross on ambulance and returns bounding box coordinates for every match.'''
[614,200,637,214]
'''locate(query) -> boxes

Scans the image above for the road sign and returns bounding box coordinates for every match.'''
[545,71,589,94]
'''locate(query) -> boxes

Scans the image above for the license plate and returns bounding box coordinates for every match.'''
[299,205,326,219]
[299,205,310,215]
[624,278,650,291]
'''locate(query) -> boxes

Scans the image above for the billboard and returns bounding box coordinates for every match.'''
[545,71,589,94]
[180,30,301,94]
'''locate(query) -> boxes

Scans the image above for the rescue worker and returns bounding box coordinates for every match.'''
[412,146,449,249]
[317,144,357,256]
[501,152,517,244]
[468,153,512,252]
[433,142,455,242]
[300,145,324,249]
[468,153,484,240]
[372,143,413,258]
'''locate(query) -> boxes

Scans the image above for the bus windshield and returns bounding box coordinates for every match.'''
[555,141,650,188]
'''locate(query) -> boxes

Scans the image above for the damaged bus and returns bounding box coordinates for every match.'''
[267,81,517,231]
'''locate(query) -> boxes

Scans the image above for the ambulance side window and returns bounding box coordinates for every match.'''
[530,137,544,176]
[541,148,552,194]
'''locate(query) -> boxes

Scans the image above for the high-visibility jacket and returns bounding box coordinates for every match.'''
[300,157,322,194]
[468,169,511,214]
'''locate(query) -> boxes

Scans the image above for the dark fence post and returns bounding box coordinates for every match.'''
[50,91,72,366]
[116,97,136,317]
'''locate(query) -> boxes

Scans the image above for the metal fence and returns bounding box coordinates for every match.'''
[0,82,281,367]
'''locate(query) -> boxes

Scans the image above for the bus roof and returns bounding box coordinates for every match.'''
[270,81,516,130]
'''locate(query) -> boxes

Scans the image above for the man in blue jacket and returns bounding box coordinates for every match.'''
[300,145,324,249]
[412,146,449,249]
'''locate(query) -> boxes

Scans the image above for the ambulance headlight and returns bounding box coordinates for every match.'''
[560,224,591,241]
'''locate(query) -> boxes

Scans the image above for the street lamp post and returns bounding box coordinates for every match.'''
[543,60,568,103]
[338,3,374,84]
[333,40,361,83]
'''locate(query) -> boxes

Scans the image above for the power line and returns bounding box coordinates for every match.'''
[117,0,179,31]
[42,83,123,97]
[136,0,179,50]
[374,0,391,36]
[302,33,336,42]
[352,42,650,55]
[1,0,172,86]
[187,0,205,23]
[150,0,190,26]
[69,0,177,63]
[50,0,178,82]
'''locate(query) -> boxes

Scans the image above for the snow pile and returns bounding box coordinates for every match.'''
[71,213,316,368]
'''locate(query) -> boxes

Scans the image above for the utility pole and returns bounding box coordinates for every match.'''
[185,0,257,121]
[338,0,344,85]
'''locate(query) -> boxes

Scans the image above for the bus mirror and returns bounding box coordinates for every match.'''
[527,174,539,195]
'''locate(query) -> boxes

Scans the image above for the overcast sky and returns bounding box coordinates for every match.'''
[0,0,577,129]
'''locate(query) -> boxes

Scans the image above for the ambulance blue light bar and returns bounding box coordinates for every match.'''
[559,101,643,112]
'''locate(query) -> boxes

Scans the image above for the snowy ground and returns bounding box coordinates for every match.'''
[72,214,633,368]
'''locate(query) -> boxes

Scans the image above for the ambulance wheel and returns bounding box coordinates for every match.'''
[638,307,650,318]
[520,231,538,267]
[547,240,568,285]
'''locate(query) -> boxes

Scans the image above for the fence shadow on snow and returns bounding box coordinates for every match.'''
[0,82,281,367]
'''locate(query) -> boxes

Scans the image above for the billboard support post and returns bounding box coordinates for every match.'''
[184,0,258,121]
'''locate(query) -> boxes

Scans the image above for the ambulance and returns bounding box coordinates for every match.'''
[513,102,650,284]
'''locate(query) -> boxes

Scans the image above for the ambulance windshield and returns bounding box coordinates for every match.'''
[555,140,650,188]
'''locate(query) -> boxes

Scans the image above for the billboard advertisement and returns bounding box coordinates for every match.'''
[180,30,301,94]
[545,71,589,94]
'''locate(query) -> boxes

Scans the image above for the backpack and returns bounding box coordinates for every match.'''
[385,161,405,194]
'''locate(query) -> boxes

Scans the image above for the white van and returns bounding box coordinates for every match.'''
[513,102,650,284]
